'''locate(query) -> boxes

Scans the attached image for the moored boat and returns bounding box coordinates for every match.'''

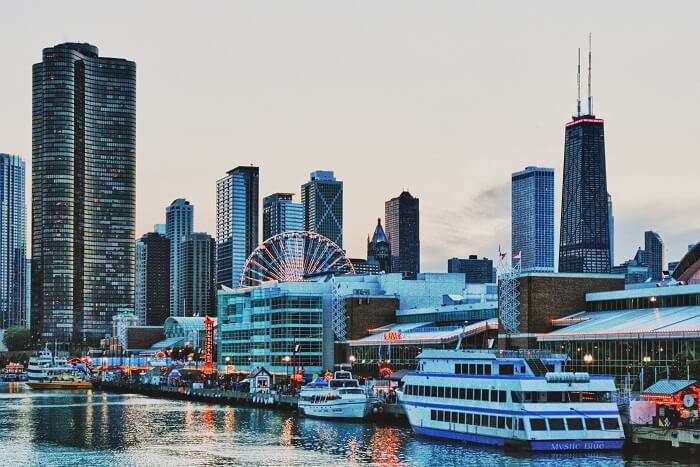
[26,375,93,390]
[298,366,369,419]
[400,349,625,451]
[27,346,74,382]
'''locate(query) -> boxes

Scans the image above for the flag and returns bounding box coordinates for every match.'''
[512,250,522,260]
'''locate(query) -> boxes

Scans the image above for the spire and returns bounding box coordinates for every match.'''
[587,32,592,115]
[370,218,388,244]
[576,48,581,117]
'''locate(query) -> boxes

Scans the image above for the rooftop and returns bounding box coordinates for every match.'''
[347,318,498,346]
[539,306,700,341]
[642,380,697,396]
[586,283,700,302]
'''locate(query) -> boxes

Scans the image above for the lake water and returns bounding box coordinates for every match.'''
[0,384,693,466]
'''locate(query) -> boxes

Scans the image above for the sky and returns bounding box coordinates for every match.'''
[1,1,699,272]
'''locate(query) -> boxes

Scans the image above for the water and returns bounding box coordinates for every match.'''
[0,384,693,466]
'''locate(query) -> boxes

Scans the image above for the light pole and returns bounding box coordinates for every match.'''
[283,356,291,381]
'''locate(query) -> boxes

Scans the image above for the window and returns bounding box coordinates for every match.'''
[603,418,620,430]
[469,364,476,374]
[430,386,437,397]
[466,413,473,425]
[455,363,463,374]
[419,385,425,396]
[548,418,565,431]
[566,418,583,430]
[467,388,473,400]
[459,412,465,424]
[518,419,525,431]
[499,364,514,375]
[511,391,521,403]
[482,389,489,401]
[585,418,602,430]
[451,388,459,399]
[490,390,498,402]
[430,409,437,421]
[489,416,497,428]
[499,390,507,402]
[476,364,484,375]
[437,411,445,422]
[530,418,547,431]
[438,387,445,398]
[473,414,481,426]
[451,412,459,423]
[459,388,466,399]
[497,416,506,429]
[484,365,492,375]
[506,417,513,429]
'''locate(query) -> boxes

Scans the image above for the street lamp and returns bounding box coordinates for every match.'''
[283,355,291,379]
[583,354,594,365]
[348,355,356,365]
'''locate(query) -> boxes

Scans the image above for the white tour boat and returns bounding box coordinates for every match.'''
[298,367,369,419]
[400,349,625,451]
[26,346,75,382]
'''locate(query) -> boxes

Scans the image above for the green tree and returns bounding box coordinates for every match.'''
[3,326,30,351]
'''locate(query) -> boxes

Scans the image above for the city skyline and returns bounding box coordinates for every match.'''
[2,3,700,273]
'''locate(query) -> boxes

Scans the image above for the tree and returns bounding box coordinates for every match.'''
[3,326,30,351]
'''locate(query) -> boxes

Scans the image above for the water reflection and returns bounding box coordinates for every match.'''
[0,385,692,466]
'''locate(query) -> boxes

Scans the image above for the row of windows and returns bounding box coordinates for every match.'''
[430,410,620,432]
[404,384,507,403]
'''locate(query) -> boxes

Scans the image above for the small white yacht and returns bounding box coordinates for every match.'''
[400,349,625,451]
[26,346,75,382]
[298,367,369,419]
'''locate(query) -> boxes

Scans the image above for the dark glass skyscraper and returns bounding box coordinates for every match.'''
[301,171,343,247]
[216,166,259,288]
[447,255,493,284]
[262,192,303,241]
[385,191,420,277]
[180,233,216,316]
[135,232,170,326]
[32,43,135,343]
[645,230,665,281]
[0,154,26,329]
[166,198,193,316]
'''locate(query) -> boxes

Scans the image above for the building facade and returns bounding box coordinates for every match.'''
[447,255,493,284]
[367,218,391,273]
[262,192,303,240]
[134,232,170,326]
[511,166,554,272]
[608,194,615,267]
[166,199,193,316]
[180,233,216,317]
[301,171,343,247]
[558,114,611,273]
[32,43,136,343]
[216,166,259,288]
[385,191,420,277]
[645,231,665,281]
[0,154,26,329]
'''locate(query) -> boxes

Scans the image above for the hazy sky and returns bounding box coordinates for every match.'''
[2,1,699,271]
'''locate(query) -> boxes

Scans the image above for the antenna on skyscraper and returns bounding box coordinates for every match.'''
[587,33,592,115]
[577,47,581,117]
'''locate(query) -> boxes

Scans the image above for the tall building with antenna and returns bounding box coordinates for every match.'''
[559,35,612,273]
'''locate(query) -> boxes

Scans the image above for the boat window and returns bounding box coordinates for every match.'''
[530,418,547,431]
[490,390,498,402]
[546,391,566,403]
[482,389,489,401]
[459,412,465,424]
[469,364,476,374]
[499,390,507,403]
[438,387,445,398]
[473,414,481,426]
[506,417,513,429]
[454,363,462,374]
[431,410,437,421]
[430,386,437,397]
[451,412,459,423]
[566,418,584,430]
[603,418,620,430]
[497,416,506,429]
[449,387,456,399]
[467,388,473,400]
[585,418,602,430]
[489,416,497,428]
[498,364,514,375]
[341,388,364,394]
[484,365,492,375]
[419,385,425,397]
[459,388,466,399]
[518,419,525,431]
[437,411,445,422]
[511,391,521,403]
[548,418,565,431]
[466,413,473,425]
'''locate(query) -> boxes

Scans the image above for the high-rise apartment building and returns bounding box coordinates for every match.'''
[180,233,216,317]
[134,232,170,326]
[645,231,665,281]
[301,171,343,247]
[559,41,611,273]
[216,166,259,288]
[447,255,494,284]
[166,199,193,316]
[367,219,391,273]
[385,191,420,277]
[0,154,26,329]
[262,193,304,240]
[31,43,135,343]
[608,194,615,267]
[511,167,554,272]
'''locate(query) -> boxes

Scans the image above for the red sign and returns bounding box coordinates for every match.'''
[203,315,214,375]
[383,331,402,341]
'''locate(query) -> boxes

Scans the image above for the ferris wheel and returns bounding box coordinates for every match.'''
[239,231,355,286]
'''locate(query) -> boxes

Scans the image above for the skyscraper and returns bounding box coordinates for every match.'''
[559,39,611,273]
[367,218,391,273]
[32,43,136,343]
[385,191,420,276]
[608,194,615,267]
[0,154,26,329]
[645,231,665,281]
[447,255,493,284]
[262,193,304,240]
[301,171,343,247]
[135,232,170,326]
[511,166,554,272]
[180,233,216,317]
[166,199,193,316]
[216,166,259,288]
